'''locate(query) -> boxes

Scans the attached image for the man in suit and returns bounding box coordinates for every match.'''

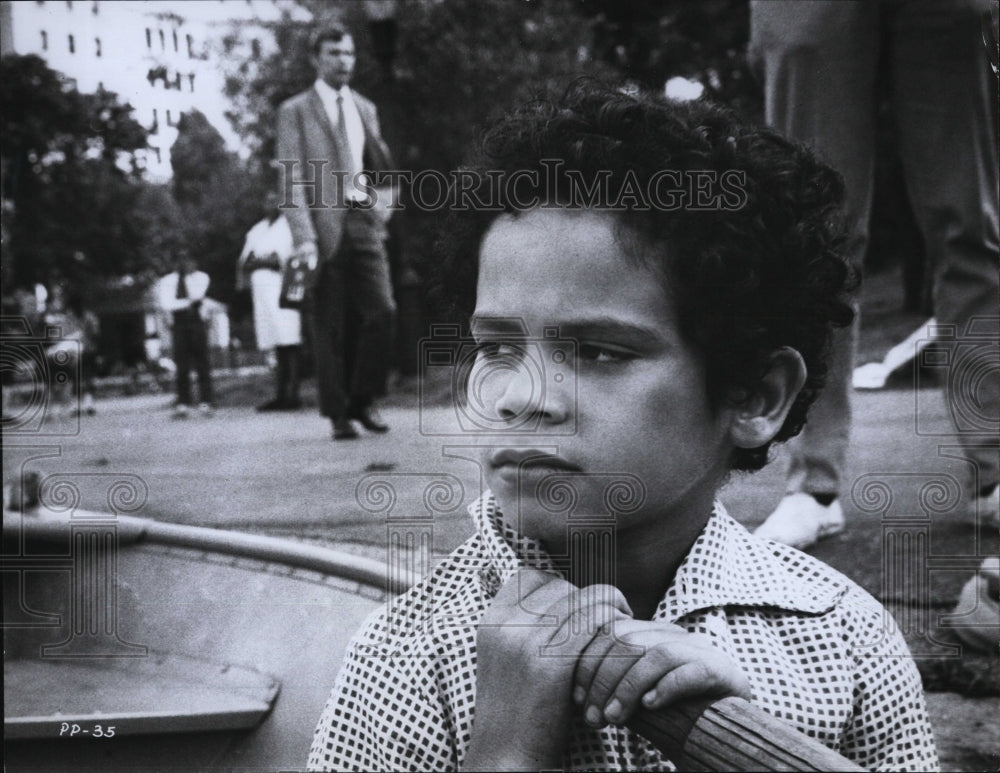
[276,24,396,440]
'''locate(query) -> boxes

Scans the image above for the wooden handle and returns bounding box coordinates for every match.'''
[629,696,866,772]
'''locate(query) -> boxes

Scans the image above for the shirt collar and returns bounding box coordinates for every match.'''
[470,492,844,619]
[314,79,351,104]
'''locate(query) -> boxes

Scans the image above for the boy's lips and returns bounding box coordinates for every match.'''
[488,449,581,474]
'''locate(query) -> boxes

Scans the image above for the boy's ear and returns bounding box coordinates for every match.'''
[726,348,807,449]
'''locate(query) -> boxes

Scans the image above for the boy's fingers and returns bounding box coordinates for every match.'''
[571,623,621,705]
[576,623,657,724]
[490,568,569,611]
[641,655,752,711]
[580,630,753,726]
[603,643,702,723]
[544,586,625,655]
[568,587,635,696]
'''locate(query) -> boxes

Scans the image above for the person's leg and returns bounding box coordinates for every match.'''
[343,210,396,429]
[192,322,213,406]
[749,0,880,546]
[283,344,302,406]
[47,358,71,418]
[80,351,96,415]
[275,346,289,403]
[889,0,1000,511]
[309,262,352,432]
[173,326,193,409]
[256,348,282,411]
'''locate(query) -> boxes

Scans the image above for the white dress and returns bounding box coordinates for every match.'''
[238,216,302,350]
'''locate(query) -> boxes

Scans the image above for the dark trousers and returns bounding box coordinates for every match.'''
[751,0,1000,492]
[172,315,213,406]
[274,344,301,402]
[309,209,396,420]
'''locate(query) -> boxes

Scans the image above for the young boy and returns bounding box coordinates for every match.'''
[307,83,938,772]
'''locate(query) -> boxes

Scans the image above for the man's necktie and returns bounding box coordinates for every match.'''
[176,271,188,299]
[336,94,360,187]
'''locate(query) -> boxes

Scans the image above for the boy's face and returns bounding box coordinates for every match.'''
[472,209,736,557]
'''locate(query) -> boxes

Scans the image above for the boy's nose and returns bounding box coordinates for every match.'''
[492,358,570,426]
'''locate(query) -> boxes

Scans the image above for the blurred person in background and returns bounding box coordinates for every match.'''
[155,249,214,418]
[43,282,99,418]
[750,0,1000,549]
[276,23,397,441]
[237,191,303,411]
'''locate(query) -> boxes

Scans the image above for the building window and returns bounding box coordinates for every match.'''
[152,146,162,164]
[188,72,195,92]
[68,34,75,54]
[172,29,178,52]
[146,65,167,88]
[150,108,158,132]
[166,110,173,127]
[40,30,48,50]
[145,28,151,48]
[174,71,182,90]
[158,28,165,50]
[186,33,194,59]
[95,37,101,57]
[251,38,261,59]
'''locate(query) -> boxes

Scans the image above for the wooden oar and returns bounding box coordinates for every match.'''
[630,696,866,771]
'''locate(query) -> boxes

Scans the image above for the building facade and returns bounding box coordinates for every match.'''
[1,0,310,180]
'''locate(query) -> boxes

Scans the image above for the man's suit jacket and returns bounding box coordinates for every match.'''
[276,87,394,261]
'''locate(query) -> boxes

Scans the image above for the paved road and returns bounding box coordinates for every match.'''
[3,384,998,770]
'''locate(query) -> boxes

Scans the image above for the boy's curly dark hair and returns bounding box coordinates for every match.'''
[434,80,855,472]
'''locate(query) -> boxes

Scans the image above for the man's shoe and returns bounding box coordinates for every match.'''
[754,493,845,550]
[332,417,359,440]
[348,405,389,434]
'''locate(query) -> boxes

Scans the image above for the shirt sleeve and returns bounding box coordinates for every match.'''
[838,590,940,772]
[239,221,262,264]
[155,275,188,313]
[307,619,460,772]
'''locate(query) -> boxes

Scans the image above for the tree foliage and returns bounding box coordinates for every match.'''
[169,109,266,305]
[579,0,760,118]
[0,54,149,292]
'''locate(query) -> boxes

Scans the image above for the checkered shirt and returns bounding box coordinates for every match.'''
[308,494,939,772]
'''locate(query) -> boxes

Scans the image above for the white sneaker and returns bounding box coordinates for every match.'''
[754,493,845,550]
[173,404,189,419]
[951,556,999,654]
[967,485,1000,530]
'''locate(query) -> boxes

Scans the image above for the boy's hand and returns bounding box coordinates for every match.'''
[463,569,751,770]
[463,568,630,771]
[574,619,752,728]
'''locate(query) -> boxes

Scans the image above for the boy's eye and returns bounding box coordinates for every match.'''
[473,340,521,360]
[578,343,636,363]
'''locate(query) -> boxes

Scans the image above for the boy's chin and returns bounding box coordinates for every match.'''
[489,494,567,553]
